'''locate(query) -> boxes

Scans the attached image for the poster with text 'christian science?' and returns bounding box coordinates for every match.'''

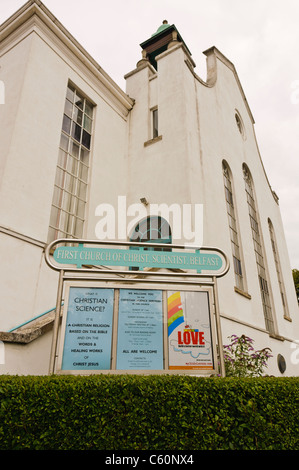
[116,289,163,370]
[167,291,214,370]
[61,287,114,370]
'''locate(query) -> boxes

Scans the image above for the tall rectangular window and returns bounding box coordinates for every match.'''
[222,161,245,291]
[268,219,290,320]
[243,165,275,334]
[48,84,93,242]
[152,108,158,138]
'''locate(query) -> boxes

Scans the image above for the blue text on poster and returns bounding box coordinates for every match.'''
[61,287,114,370]
[116,289,163,370]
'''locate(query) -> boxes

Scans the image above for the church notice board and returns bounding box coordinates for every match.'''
[56,283,217,374]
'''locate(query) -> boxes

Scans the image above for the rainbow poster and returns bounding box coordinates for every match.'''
[167,292,185,336]
[167,291,214,371]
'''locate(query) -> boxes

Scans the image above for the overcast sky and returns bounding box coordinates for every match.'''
[1,0,298,268]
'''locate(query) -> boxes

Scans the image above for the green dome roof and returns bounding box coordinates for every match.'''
[151,21,171,37]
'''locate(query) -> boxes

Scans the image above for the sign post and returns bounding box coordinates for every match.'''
[53,244,223,273]
[45,240,229,377]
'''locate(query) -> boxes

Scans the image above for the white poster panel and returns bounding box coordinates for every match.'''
[116,289,163,370]
[167,291,214,370]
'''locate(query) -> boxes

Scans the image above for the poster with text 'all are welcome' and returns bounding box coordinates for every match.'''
[116,289,164,370]
[167,291,214,370]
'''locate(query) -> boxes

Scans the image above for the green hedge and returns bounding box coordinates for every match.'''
[0,374,299,450]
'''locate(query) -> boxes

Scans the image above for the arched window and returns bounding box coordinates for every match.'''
[268,219,290,320]
[243,164,275,334]
[222,161,246,291]
[129,216,172,270]
[130,216,172,248]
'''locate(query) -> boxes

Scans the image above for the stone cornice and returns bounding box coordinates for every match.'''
[202,46,254,124]
[0,0,134,118]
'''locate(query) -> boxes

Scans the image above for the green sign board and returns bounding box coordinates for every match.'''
[53,245,223,273]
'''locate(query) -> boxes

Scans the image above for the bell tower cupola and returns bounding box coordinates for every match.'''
[139,20,192,70]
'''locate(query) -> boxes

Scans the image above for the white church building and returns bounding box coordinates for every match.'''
[0,0,298,376]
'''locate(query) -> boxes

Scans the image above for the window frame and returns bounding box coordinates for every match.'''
[243,164,276,334]
[48,83,94,242]
[268,218,290,320]
[152,107,159,139]
[129,216,172,271]
[130,215,172,245]
[222,161,247,293]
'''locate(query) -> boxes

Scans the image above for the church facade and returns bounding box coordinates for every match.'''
[0,1,298,376]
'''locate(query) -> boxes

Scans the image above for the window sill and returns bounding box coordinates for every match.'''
[269,333,285,341]
[234,286,251,299]
[144,135,162,147]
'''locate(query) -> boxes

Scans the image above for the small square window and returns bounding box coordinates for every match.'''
[70,141,80,158]
[52,187,63,208]
[49,205,60,229]
[78,181,87,201]
[72,123,82,143]
[73,107,83,126]
[64,99,73,117]
[55,167,65,188]
[83,115,92,133]
[85,101,93,117]
[60,133,69,152]
[79,162,88,182]
[58,149,67,168]
[74,92,84,110]
[80,148,89,165]
[82,130,91,149]
[66,155,78,176]
[66,85,75,103]
[62,115,71,135]
[74,218,84,237]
